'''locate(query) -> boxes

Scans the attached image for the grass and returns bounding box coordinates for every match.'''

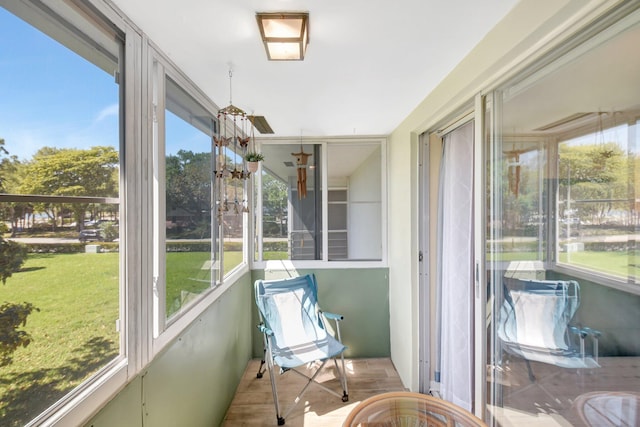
[0,253,119,426]
[165,251,242,316]
[559,250,640,279]
[0,250,243,426]
[493,250,640,279]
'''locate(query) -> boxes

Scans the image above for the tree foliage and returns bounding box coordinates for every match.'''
[0,301,38,367]
[19,146,118,196]
[558,142,629,223]
[0,200,31,368]
[17,146,119,229]
[166,150,211,224]
[0,238,27,284]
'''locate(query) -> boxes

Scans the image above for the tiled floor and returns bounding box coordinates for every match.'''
[223,356,640,426]
[222,358,406,426]
[489,356,640,426]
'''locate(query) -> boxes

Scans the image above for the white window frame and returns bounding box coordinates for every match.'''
[252,136,388,270]
[498,7,640,297]
[0,1,136,426]
[148,51,250,353]
[0,0,252,425]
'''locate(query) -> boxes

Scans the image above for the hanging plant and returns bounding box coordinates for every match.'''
[245,151,264,173]
[245,151,264,162]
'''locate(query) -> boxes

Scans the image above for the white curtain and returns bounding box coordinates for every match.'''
[437,120,474,410]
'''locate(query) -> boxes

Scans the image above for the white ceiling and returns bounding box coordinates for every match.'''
[110,0,519,137]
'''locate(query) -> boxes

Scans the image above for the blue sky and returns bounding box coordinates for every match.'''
[0,7,212,162]
[0,7,120,161]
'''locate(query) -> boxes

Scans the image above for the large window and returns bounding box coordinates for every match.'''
[0,3,122,426]
[256,139,384,263]
[1,0,250,425]
[163,86,217,321]
[154,69,249,332]
[557,120,639,280]
[486,9,640,426]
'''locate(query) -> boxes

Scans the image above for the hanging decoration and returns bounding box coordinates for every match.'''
[291,141,311,199]
[504,145,525,198]
[244,116,264,173]
[215,68,255,216]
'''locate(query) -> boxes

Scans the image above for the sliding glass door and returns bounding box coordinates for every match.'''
[486,9,640,426]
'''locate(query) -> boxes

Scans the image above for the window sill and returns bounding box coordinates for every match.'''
[554,263,640,296]
[27,358,128,427]
[255,259,388,271]
[152,263,250,354]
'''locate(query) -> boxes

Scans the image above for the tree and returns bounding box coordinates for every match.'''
[18,146,119,229]
[558,142,627,224]
[262,174,288,236]
[165,150,212,227]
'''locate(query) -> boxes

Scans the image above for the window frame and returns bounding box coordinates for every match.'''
[252,136,388,269]
[491,6,640,297]
[0,0,251,425]
[148,51,250,353]
[0,1,134,426]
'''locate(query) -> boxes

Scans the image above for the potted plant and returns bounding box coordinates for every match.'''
[245,151,264,173]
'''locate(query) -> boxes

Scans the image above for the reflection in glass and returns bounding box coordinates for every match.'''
[164,100,215,320]
[327,144,382,261]
[558,122,638,280]
[486,16,640,427]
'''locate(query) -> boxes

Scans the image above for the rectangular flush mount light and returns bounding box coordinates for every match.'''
[256,12,309,61]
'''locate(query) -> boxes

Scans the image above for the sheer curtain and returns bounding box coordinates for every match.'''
[436,120,474,410]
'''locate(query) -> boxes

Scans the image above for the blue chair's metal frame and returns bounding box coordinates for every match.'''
[255,274,349,425]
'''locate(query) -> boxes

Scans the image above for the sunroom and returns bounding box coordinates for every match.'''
[0,1,639,426]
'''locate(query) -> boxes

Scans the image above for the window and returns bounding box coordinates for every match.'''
[2,0,251,424]
[163,109,215,319]
[486,8,640,426]
[327,143,383,261]
[154,70,248,332]
[255,139,385,263]
[154,74,220,328]
[0,3,122,425]
[557,120,639,281]
[492,12,640,288]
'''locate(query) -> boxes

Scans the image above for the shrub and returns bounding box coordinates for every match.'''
[0,237,27,283]
[0,301,38,367]
[0,237,35,367]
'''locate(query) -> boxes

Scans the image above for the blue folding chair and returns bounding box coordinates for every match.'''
[497,279,600,381]
[255,274,349,425]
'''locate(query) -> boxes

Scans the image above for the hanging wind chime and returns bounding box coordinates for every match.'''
[505,146,525,198]
[215,68,253,216]
[291,138,311,199]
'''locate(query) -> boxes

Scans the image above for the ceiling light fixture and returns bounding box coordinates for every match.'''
[256,12,309,61]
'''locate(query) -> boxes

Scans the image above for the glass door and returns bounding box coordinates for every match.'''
[485,10,640,426]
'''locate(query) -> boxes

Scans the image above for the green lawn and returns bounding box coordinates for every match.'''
[492,250,639,279]
[0,253,119,426]
[558,250,640,279]
[0,250,243,427]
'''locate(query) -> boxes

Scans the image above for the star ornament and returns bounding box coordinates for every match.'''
[231,168,243,179]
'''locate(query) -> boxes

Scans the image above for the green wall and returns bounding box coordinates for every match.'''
[251,268,390,358]
[85,267,388,427]
[548,271,640,357]
[85,272,253,427]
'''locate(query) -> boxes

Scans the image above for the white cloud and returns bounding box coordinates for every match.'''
[95,103,119,122]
